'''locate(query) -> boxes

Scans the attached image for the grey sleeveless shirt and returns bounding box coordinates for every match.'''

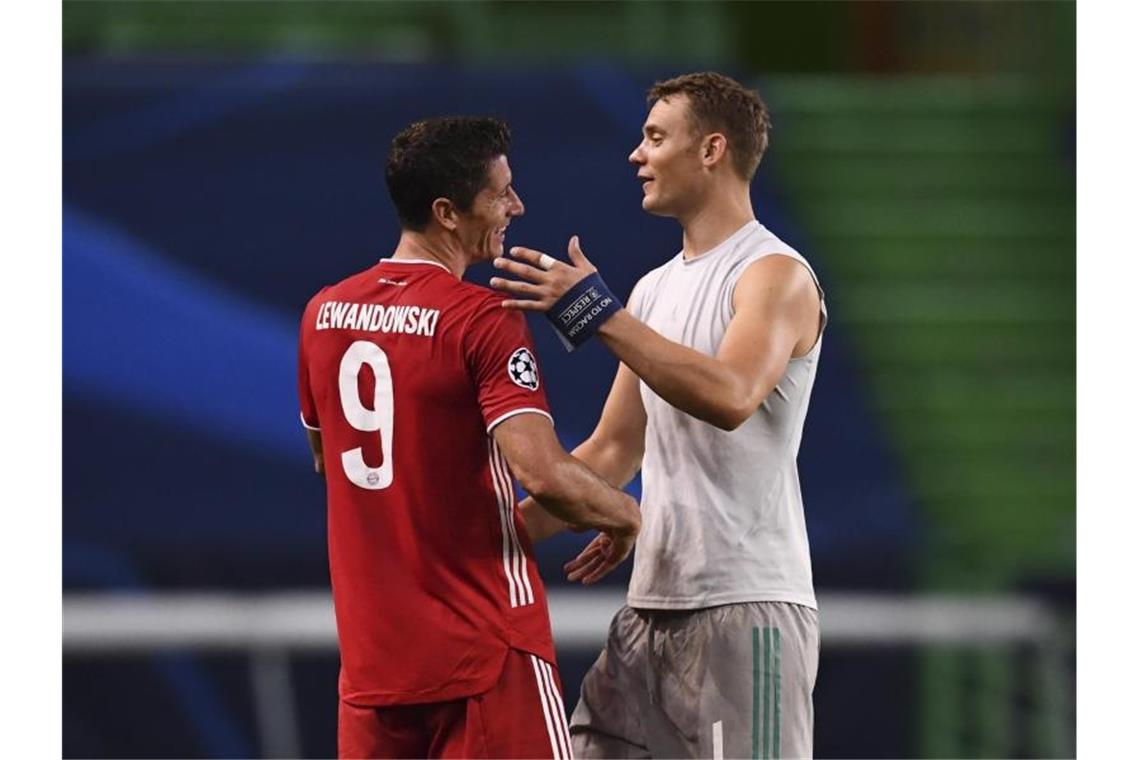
[626,221,826,610]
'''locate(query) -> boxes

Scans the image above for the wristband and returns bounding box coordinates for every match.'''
[546,271,623,351]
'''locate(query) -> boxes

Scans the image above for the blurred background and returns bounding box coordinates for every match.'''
[62,1,1075,757]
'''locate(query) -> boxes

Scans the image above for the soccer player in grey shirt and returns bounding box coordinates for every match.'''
[491,72,827,759]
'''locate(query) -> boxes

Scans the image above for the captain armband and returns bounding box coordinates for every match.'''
[546,272,623,352]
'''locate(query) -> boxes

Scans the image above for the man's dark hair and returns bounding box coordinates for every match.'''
[647,72,771,181]
[385,117,511,231]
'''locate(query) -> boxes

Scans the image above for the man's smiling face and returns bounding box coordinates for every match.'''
[628,95,707,218]
[457,155,525,262]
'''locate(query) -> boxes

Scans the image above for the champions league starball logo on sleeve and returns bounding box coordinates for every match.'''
[507,348,540,391]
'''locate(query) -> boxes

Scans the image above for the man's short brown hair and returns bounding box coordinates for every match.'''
[647,72,771,181]
[385,117,511,231]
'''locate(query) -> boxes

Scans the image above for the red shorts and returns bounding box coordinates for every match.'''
[338,649,573,759]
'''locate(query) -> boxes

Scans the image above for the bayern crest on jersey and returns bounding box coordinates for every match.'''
[507,347,540,391]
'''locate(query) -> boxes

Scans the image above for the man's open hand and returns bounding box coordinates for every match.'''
[490,235,597,311]
[563,529,635,586]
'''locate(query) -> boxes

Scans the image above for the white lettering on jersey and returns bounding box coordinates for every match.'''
[344,303,360,330]
[368,305,385,331]
[315,300,441,337]
[357,304,375,331]
[329,302,349,329]
[381,306,399,332]
[415,308,439,336]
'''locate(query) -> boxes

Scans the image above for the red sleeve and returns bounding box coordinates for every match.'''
[463,296,552,432]
[297,292,323,431]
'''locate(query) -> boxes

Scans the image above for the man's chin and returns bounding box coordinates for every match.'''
[641,196,671,217]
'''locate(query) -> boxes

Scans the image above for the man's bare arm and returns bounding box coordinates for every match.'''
[493,245,820,431]
[596,255,817,430]
[493,412,640,538]
[305,428,324,475]
[519,362,647,542]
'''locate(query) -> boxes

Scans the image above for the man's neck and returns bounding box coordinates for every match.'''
[391,231,468,278]
[678,187,756,260]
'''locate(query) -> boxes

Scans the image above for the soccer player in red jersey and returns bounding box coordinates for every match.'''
[297,117,641,759]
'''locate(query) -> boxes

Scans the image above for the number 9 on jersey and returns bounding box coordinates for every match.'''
[338,340,395,490]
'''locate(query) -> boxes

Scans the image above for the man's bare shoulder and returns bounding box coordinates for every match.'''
[736,253,817,303]
[734,254,823,356]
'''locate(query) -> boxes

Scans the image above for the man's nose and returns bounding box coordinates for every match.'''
[510,188,525,216]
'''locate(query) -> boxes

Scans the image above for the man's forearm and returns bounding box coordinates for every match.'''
[496,412,640,544]
[520,497,570,542]
[571,432,642,491]
[597,310,754,429]
[521,437,642,542]
[528,453,638,534]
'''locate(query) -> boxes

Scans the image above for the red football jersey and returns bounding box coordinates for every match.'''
[298,257,556,706]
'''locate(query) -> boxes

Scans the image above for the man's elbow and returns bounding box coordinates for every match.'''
[708,405,751,431]
[709,373,782,431]
[707,392,766,431]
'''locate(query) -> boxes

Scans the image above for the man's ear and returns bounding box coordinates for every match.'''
[701,133,728,169]
[432,198,459,231]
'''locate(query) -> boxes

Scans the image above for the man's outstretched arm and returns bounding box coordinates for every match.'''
[518,361,647,542]
[491,239,820,431]
[493,411,641,583]
[594,254,816,429]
